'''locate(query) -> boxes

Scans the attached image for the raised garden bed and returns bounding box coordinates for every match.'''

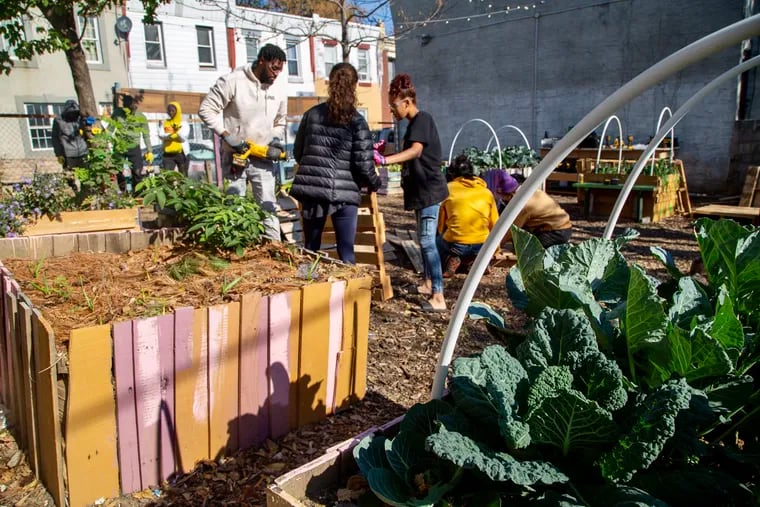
[0,236,374,507]
[21,208,142,236]
[576,159,685,222]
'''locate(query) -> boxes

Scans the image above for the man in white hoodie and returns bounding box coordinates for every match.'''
[199,43,288,241]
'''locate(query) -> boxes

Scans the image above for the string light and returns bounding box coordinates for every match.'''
[399,1,549,28]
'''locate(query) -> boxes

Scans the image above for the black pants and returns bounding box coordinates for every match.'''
[162,152,188,176]
[535,228,572,249]
[117,146,144,192]
[302,204,358,264]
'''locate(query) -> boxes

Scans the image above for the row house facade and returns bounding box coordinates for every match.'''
[0,2,395,181]
[124,0,394,148]
[0,7,128,181]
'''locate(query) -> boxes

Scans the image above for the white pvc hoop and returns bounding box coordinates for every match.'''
[431,14,760,400]
[595,115,624,174]
[602,54,760,239]
[650,106,676,175]
[485,124,532,152]
[447,118,502,169]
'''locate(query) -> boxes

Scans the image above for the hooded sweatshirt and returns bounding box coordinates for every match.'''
[198,64,287,155]
[158,101,190,155]
[52,100,88,158]
[438,176,500,245]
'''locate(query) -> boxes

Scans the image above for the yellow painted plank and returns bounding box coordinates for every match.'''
[31,311,65,507]
[348,277,371,401]
[174,307,210,473]
[287,290,301,431]
[66,324,120,507]
[207,302,241,459]
[298,283,332,426]
[23,208,140,236]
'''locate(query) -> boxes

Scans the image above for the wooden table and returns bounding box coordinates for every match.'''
[540,147,674,161]
[574,182,657,223]
[692,204,760,225]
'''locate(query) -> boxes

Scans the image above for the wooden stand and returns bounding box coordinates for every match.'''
[692,166,760,224]
[322,193,393,301]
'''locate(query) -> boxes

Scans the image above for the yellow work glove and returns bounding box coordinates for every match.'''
[91,126,102,135]
[57,156,65,165]
[144,152,154,164]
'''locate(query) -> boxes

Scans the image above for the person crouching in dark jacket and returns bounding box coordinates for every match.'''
[290,63,381,264]
[52,100,88,172]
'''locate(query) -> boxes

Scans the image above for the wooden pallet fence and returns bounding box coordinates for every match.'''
[0,265,372,507]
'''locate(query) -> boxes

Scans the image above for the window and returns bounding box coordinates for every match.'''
[144,23,165,65]
[388,58,395,81]
[357,47,369,81]
[243,30,259,65]
[286,38,300,77]
[324,43,338,77]
[0,20,23,60]
[24,103,64,151]
[76,16,102,64]
[196,26,215,67]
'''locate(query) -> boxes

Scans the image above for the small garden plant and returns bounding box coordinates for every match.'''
[354,218,760,506]
[460,145,540,175]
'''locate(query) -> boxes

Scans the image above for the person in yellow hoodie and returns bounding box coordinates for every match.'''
[158,101,190,175]
[437,155,500,277]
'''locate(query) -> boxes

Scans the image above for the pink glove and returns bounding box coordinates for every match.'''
[373,140,386,153]
[373,149,386,166]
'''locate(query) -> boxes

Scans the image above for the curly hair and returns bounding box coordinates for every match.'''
[257,43,286,63]
[448,154,475,180]
[327,63,358,125]
[389,73,417,103]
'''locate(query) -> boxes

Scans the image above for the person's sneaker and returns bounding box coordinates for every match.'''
[442,256,461,278]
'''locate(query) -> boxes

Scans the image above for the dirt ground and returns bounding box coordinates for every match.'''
[0,190,708,507]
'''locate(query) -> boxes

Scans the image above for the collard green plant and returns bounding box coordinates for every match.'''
[460,146,540,175]
[356,218,760,506]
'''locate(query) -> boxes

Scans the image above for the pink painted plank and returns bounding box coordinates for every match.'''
[113,320,142,493]
[254,296,270,446]
[238,293,265,450]
[268,292,291,439]
[157,315,176,482]
[132,316,162,488]
[326,282,345,414]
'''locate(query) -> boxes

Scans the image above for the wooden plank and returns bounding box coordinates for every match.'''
[739,166,759,207]
[174,307,209,473]
[325,214,377,232]
[287,290,301,431]
[0,269,10,409]
[692,204,760,223]
[157,315,176,482]
[31,311,65,507]
[401,240,424,274]
[325,282,345,414]
[113,320,142,493]
[0,268,6,407]
[269,292,291,439]
[132,317,162,488]
[52,234,78,257]
[17,302,39,475]
[298,283,331,426]
[348,277,371,401]
[23,208,140,236]
[208,302,241,459]
[238,292,269,450]
[66,324,120,507]
[4,282,22,442]
[321,231,378,246]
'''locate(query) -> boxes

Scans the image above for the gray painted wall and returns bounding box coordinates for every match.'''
[391,0,745,192]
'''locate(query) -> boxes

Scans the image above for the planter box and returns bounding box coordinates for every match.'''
[0,234,373,507]
[576,164,684,223]
[267,415,403,506]
[376,167,402,195]
[23,208,141,236]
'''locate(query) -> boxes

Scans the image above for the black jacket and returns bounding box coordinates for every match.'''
[52,100,88,158]
[291,103,381,205]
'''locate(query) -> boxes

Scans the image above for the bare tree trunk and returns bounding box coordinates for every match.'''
[41,3,98,117]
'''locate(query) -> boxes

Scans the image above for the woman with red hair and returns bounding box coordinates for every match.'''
[376,74,449,312]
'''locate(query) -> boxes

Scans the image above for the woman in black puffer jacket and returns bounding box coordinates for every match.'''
[291,62,381,264]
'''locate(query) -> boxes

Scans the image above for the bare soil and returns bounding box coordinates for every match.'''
[0,191,706,507]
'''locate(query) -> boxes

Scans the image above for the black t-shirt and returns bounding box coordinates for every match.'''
[401,110,449,210]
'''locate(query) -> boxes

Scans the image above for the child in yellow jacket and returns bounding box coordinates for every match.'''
[437,155,500,277]
[158,101,190,175]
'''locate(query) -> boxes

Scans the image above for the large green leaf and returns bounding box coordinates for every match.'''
[565,349,628,412]
[354,435,389,477]
[427,426,568,485]
[366,467,450,507]
[623,265,667,352]
[400,399,454,437]
[385,431,430,486]
[650,245,683,279]
[525,366,617,456]
[667,276,711,329]
[711,286,744,365]
[598,378,692,483]
[735,228,760,325]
